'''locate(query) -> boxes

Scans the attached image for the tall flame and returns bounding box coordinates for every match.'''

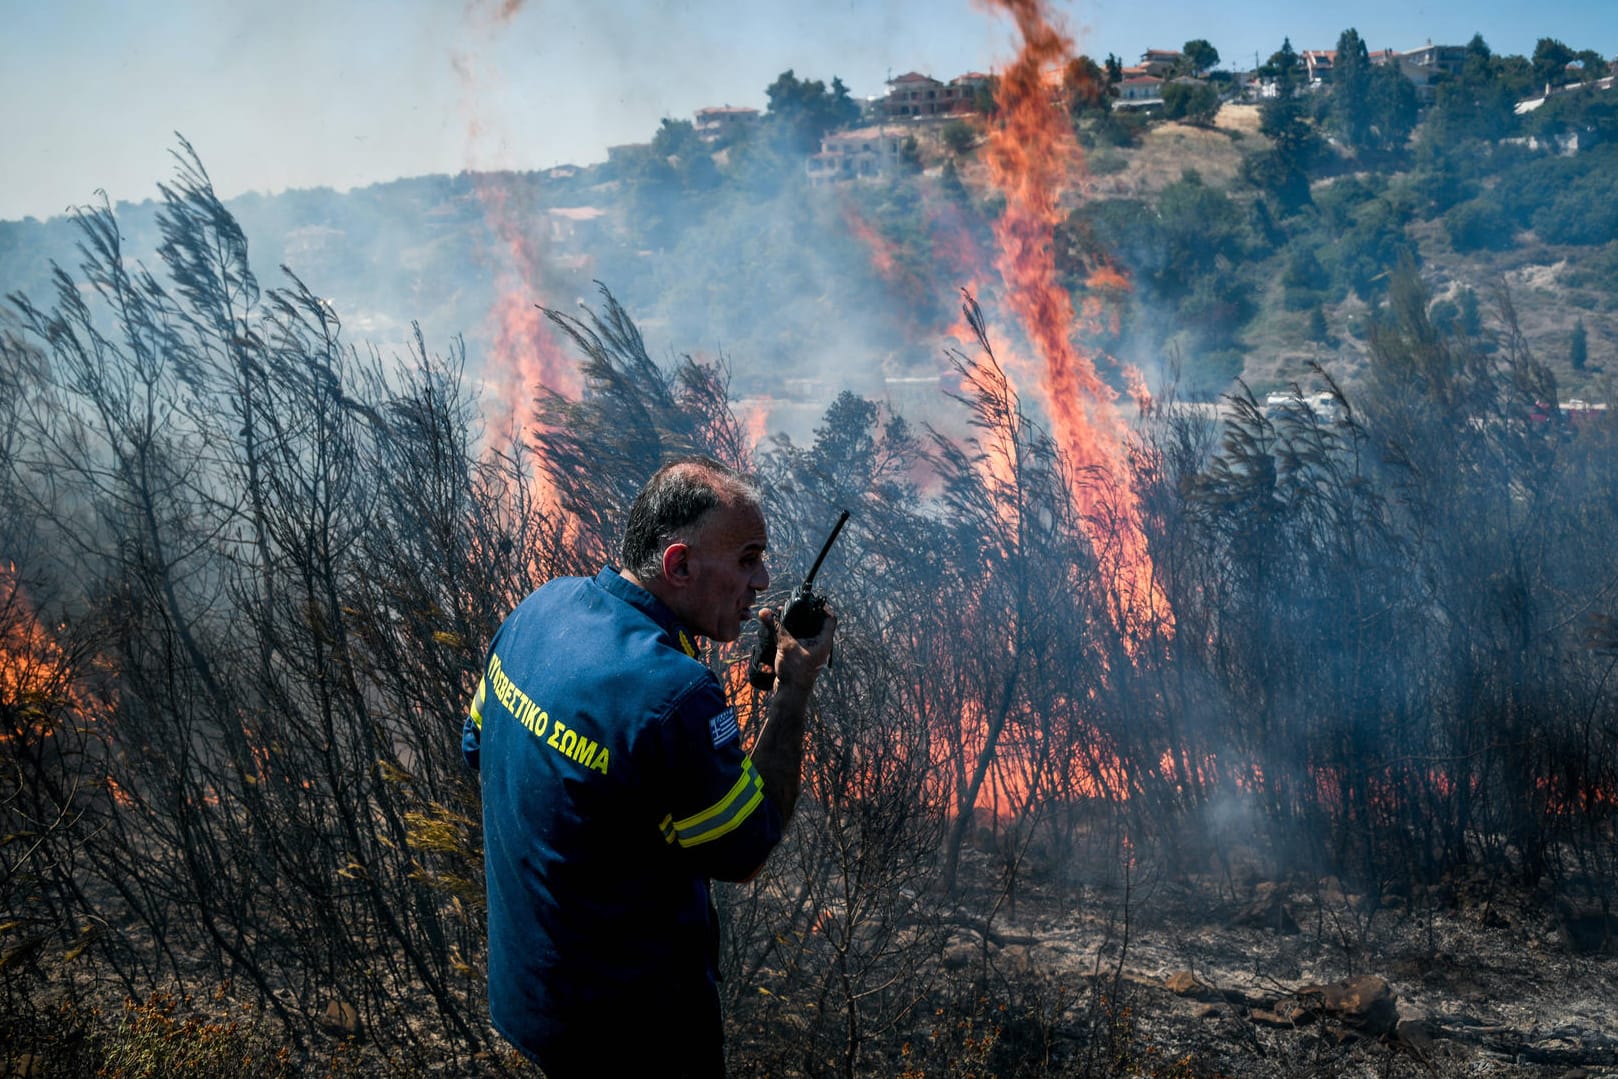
[983,0,1170,639]
[472,175,582,445]
[456,0,581,513]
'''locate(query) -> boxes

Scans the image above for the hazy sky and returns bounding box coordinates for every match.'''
[4,0,1616,223]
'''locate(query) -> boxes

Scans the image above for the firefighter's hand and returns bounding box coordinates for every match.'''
[761,606,836,690]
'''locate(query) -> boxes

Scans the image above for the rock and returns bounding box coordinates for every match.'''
[1229,890,1300,935]
[320,999,361,1038]
[1165,970,1215,1000]
[1194,1004,1223,1020]
[1249,999,1315,1028]
[1318,875,1349,906]
[1395,1017,1435,1053]
[1297,975,1398,1036]
[1556,900,1618,955]
[942,940,978,971]
[1000,944,1033,978]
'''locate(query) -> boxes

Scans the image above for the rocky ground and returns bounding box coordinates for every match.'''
[959,857,1618,1077]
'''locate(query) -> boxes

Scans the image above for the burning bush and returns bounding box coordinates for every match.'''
[4,119,1618,1077]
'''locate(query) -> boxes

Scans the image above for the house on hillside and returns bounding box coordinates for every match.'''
[1139,49,1182,77]
[546,206,608,247]
[1301,50,1335,85]
[1398,42,1468,101]
[806,125,907,184]
[1117,74,1164,108]
[953,71,994,102]
[879,71,989,117]
[693,106,759,143]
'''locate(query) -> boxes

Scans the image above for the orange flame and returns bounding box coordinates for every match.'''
[472,177,581,449]
[845,207,899,281]
[0,564,79,747]
[455,3,580,514]
[737,397,773,453]
[982,0,1170,640]
[946,698,1130,818]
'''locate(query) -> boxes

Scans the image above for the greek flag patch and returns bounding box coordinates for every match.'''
[709,707,739,748]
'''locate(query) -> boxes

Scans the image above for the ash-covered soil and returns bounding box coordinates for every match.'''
[962,855,1618,1077]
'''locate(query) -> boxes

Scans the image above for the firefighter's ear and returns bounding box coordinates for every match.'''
[661,542,692,586]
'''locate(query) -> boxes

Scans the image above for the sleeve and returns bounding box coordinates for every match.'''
[462,668,488,773]
[653,674,784,882]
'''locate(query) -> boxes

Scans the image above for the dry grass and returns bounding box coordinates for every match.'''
[1080,112,1259,203]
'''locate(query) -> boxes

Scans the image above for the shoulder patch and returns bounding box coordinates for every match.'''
[709,707,739,749]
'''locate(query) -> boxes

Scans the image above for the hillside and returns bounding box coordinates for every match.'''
[4,81,1616,438]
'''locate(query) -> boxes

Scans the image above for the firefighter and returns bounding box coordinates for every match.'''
[462,456,835,1077]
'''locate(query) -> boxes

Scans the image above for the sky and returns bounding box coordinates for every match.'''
[3,0,1616,223]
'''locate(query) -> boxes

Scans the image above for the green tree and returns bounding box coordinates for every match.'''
[1331,29,1374,150]
[1308,303,1331,343]
[1155,169,1247,278]
[1064,55,1113,115]
[1162,80,1221,125]
[650,116,704,162]
[1574,49,1609,81]
[1532,38,1577,90]
[1247,38,1318,208]
[1426,34,1532,147]
[1364,61,1419,151]
[1180,39,1220,76]
[940,118,977,155]
[1571,318,1588,371]
[764,70,861,154]
[1105,53,1124,84]
[1444,196,1514,252]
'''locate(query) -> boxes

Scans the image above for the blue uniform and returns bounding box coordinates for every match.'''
[462,567,783,1073]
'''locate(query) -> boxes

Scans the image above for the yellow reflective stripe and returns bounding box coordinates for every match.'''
[468,675,487,730]
[685,785,764,847]
[660,815,677,844]
[670,759,765,847]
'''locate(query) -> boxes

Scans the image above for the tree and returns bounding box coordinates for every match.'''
[650,116,704,162]
[1064,55,1113,115]
[1181,39,1220,76]
[1428,35,1530,145]
[1571,318,1589,371]
[1248,38,1319,208]
[940,118,976,155]
[1459,287,1483,336]
[1162,80,1221,125]
[1575,50,1609,81]
[1105,52,1124,84]
[1533,38,1577,90]
[1331,29,1374,151]
[1308,303,1331,343]
[764,70,861,154]
[1444,196,1514,252]
[1364,61,1419,151]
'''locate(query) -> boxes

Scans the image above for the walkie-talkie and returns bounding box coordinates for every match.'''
[747,510,849,691]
